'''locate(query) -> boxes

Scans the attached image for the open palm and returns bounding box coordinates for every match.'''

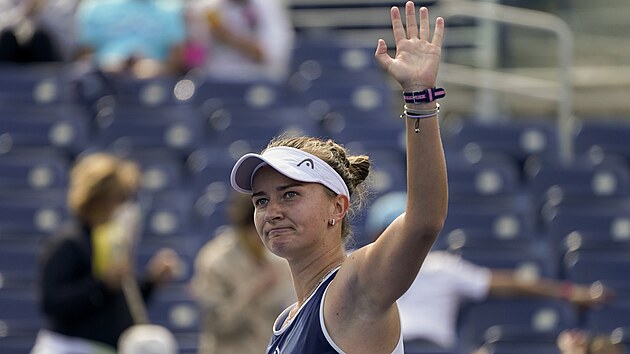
[375,2,444,92]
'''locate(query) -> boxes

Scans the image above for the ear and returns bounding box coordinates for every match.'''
[331,194,350,221]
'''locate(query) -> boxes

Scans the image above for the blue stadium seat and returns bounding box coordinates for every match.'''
[454,247,556,279]
[482,324,561,344]
[130,151,188,194]
[95,104,204,157]
[0,106,90,156]
[0,63,73,105]
[0,189,67,235]
[296,80,393,114]
[563,249,630,284]
[574,120,630,160]
[144,203,192,238]
[366,149,406,195]
[80,72,186,107]
[587,302,630,332]
[483,341,561,354]
[558,230,630,255]
[0,150,70,190]
[291,37,379,72]
[458,299,578,351]
[525,154,630,202]
[193,79,285,109]
[0,241,40,287]
[187,146,239,190]
[0,288,42,323]
[204,105,318,148]
[444,195,535,241]
[444,119,557,165]
[312,98,397,137]
[543,199,630,243]
[329,120,405,153]
[446,152,522,197]
[0,321,38,354]
[441,227,537,254]
[147,285,199,333]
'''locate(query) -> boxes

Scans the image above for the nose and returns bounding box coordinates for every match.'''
[263,198,283,223]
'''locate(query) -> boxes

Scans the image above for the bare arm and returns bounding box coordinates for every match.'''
[348,2,448,312]
[488,270,614,308]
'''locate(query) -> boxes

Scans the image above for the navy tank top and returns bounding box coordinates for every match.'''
[266,267,341,354]
[266,267,404,354]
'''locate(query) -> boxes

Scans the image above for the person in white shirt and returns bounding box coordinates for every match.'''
[185,0,294,82]
[365,191,614,350]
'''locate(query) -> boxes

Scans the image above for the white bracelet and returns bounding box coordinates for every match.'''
[400,103,440,133]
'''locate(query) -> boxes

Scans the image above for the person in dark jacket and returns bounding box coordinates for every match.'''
[31,152,180,354]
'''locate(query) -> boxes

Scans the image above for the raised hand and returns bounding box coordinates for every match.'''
[375,1,444,92]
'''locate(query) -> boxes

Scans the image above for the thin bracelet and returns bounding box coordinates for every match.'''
[404,103,440,115]
[400,103,440,133]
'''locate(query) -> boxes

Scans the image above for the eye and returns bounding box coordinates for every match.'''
[284,191,298,199]
[253,197,268,207]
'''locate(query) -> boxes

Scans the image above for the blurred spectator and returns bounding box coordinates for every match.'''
[190,192,294,354]
[118,324,179,354]
[186,0,294,82]
[365,191,614,350]
[0,0,77,62]
[31,153,181,354]
[557,329,625,354]
[75,0,187,79]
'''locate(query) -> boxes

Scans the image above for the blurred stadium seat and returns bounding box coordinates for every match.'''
[444,195,535,241]
[446,152,522,197]
[0,189,67,235]
[0,150,70,190]
[542,198,630,243]
[146,285,199,333]
[443,119,558,165]
[563,249,630,284]
[0,64,73,105]
[525,154,630,203]
[0,106,90,157]
[586,302,630,333]
[458,298,578,352]
[575,120,630,160]
[477,323,561,354]
[94,104,204,158]
[0,319,38,354]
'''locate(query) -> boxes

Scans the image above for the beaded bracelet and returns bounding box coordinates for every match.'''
[403,87,446,104]
[400,103,440,133]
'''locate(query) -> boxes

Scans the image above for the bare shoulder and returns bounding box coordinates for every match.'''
[322,246,401,353]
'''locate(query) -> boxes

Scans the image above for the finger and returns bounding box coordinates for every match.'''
[419,7,430,41]
[404,1,418,39]
[431,17,445,47]
[390,6,406,44]
[374,39,393,69]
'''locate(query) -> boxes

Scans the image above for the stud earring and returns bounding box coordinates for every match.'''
[330,219,336,226]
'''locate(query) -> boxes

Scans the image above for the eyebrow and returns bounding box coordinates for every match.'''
[252,182,304,197]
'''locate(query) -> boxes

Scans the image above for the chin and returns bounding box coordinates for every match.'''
[266,239,293,259]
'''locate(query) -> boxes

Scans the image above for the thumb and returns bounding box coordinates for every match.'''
[374,39,392,69]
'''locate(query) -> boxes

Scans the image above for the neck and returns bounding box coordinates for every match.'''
[289,249,345,305]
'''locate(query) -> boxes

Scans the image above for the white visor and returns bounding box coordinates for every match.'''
[230,146,350,197]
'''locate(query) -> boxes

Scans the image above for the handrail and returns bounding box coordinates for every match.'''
[437,0,575,165]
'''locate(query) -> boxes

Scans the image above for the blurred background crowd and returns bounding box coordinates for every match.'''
[1,0,629,354]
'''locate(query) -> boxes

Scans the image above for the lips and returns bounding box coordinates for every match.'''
[266,227,293,238]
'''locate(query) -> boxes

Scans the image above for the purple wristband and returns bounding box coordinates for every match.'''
[403,87,446,104]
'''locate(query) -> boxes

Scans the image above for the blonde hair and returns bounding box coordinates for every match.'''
[265,136,371,242]
[67,153,140,222]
